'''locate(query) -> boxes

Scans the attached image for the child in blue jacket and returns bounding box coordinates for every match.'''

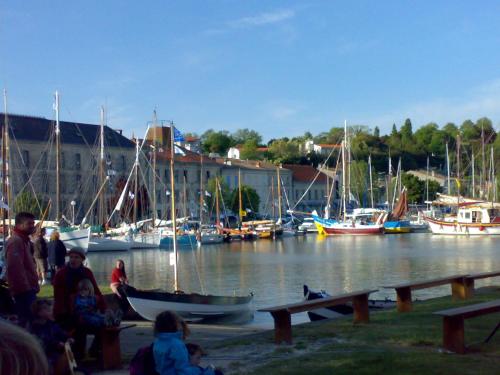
[153,311,214,375]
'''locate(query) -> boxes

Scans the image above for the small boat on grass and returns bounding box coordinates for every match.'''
[124,286,253,322]
[303,285,395,321]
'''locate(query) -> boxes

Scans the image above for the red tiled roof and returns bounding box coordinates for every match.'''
[184,136,200,142]
[283,164,327,183]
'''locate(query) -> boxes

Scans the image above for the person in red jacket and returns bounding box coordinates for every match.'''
[5,212,39,327]
[110,259,130,313]
[52,246,106,359]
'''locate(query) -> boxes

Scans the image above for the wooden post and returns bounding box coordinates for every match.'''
[352,294,370,323]
[101,328,123,369]
[396,287,413,312]
[270,310,292,345]
[451,278,468,300]
[442,316,465,354]
[463,278,475,299]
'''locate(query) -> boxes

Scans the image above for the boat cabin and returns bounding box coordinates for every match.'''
[457,207,500,224]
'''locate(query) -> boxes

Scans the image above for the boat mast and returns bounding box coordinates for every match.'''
[2,89,11,240]
[387,153,392,211]
[342,122,347,220]
[98,106,106,226]
[481,124,486,199]
[456,134,461,195]
[490,146,495,204]
[215,178,220,228]
[169,122,179,291]
[426,155,429,207]
[183,173,187,219]
[471,149,475,198]
[133,136,139,225]
[199,155,203,227]
[368,154,374,209]
[277,166,282,223]
[271,175,275,237]
[54,91,61,222]
[446,142,451,194]
[238,169,243,225]
[151,111,158,229]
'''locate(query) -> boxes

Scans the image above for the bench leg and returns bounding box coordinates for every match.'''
[352,294,370,323]
[101,330,122,369]
[451,278,468,300]
[442,316,465,354]
[270,310,292,345]
[396,287,412,312]
[463,278,475,299]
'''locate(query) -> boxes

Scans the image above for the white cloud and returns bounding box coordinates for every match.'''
[367,78,500,131]
[229,9,295,28]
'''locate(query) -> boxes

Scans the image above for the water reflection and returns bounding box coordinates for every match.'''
[86,234,500,311]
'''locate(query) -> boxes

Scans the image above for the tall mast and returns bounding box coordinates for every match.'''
[446,142,451,194]
[2,89,11,240]
[481,124,486,199]
[387,153,392,210]
[199,155,203,226]
[98,106,106,226]
[471,149,475,198]
[238,169,243,224]
[182,174,187,219]
[368,154,374,209]
[169,122,179,291]
[456,133,461,195]
[133,136,139,225]
[215,178,220,228]
[345,121,351,205]
[490,146,495,204]
[151,111,157,228]
[271,175,275,237]
[276,166,282,223]
[54,91,61,222]
[341,140,347,220]
[426,155,429,206]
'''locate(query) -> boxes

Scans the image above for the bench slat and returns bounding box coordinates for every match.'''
[434,299,500,319]
[258,289,378,314]
[466,271,500,281]
[382,274,468,291]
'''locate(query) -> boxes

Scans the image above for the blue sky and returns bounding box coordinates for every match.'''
[1,1,500,141]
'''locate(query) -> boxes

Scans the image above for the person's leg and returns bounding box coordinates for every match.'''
[13,290,36,327]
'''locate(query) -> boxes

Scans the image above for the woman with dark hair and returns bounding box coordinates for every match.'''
[110,259,130,313]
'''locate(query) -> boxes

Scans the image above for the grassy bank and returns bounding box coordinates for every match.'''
[39,284,112,298]
[208,287,500,375]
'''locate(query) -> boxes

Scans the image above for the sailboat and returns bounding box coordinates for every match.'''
[383,159,411,233]
[198,158,223,245]
[124,123,253,321]
[312,121,387,235]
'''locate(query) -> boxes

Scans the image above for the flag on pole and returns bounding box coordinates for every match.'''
[174,145,186,156]
[173,126,185,142]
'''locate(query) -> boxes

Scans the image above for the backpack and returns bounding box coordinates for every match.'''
[129,344,159,375]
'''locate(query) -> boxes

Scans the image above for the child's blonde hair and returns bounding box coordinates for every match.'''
[77,279,95,297]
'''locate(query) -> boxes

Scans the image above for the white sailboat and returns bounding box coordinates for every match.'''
[125,123,253,321]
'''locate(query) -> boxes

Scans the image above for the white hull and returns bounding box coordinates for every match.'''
[426,219,500,235]
[129,232,161,249]
[127,296,252,321]
[59,228,91,251]
[87,236,132,252]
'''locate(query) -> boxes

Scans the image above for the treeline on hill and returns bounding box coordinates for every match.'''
[186,118,499,205]
[192,118,499,173]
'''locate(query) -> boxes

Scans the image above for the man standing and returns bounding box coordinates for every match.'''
[5,212,39,326]
[33,227,49,285]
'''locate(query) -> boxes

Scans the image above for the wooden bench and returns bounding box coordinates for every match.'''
[382,274,469,312]
[434,299,500,354]
[463,271,500,298]
[100,324,136,370]
[258,289,377,344]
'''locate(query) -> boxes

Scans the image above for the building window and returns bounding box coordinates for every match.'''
[61,152,65,169]
[76,174,82,192]
[183,170,188,181]
[75,153,81,170]
[234,176,238,187]
[314,190,318,200]
[22,150,30,168]
[226,176,231,188]
[121,155,126,171]
[61,174,66,193]
[206,171,210,181]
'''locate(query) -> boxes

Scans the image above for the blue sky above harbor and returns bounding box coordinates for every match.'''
[1,1,500,141]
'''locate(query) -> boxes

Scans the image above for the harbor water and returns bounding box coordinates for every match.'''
[86,233,500,326]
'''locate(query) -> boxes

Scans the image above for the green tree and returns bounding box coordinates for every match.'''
[229,185,260,215]
[232,129,262,145]
[204,178,231,215]
[239,139,260,160]
[374,126,380,138]
[460,119,479,143]
[268,139,300,163]
[201,130,234,155]
[401,173,442,203]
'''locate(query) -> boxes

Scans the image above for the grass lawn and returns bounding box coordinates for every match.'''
[39,284,112,298]
[219,287,500,375]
